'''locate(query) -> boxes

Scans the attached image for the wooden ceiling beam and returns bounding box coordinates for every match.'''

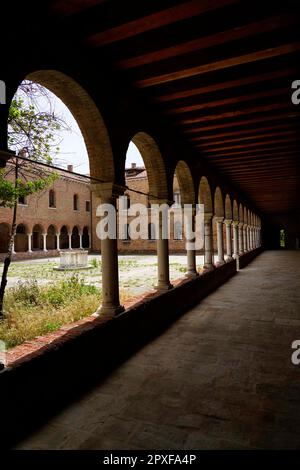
[180,103,291,125]
[156,69,295,102]
[88,0,238,47]
[183,112,299,133]
[136,42,300,87]
[190,123,297,141]
[117,14,294,69]
[167,87,288,114]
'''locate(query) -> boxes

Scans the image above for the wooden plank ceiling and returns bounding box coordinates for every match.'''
[50,0,300,217]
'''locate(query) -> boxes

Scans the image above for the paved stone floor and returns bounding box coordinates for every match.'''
[15,251,300,449]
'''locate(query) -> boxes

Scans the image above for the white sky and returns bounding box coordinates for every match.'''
[19,84,144,175]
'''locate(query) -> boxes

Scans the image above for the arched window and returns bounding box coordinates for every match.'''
[49,189,56,208]
[73,194,79,211]
[148,223,156,241]
[174,221,183,240]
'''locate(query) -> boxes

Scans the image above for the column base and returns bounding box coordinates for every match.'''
[155,281,173,291]
[203,264,215,271]
[185,270,199,278]
[95,304,125,318]
[215,259,225,267]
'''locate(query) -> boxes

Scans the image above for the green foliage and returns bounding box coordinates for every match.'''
[0,168,58,207]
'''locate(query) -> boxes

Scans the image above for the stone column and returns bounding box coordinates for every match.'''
[243,225,248,252]
[27,233,32,253]
[247,225,250,251]
[203,213,214,270]
[250,227,254,250]
[215,217,225,266]
[155,204,173,290]
[238,223,244,255]
[12,239,16,255]
[79,232,83,249]
[224,219,233,261]
[232,221,239,259]
[56,233,60,251]
[92,182,125,316]
[68,233,72,250]
[185,206,198,277]
[42,233,47,252]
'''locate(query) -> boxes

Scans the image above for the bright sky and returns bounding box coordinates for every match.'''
[19,84,144,175]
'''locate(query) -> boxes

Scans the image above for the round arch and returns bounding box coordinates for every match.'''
[243,207,248,225]
[47,224,57,250]
[199,176,213,213]
[225,194,232,220]
[233,200,239,221]
[173,160,195,205]
[71,225,80,249]
[131,132,168,201]
[25,70,115,182]
[15,223,28,252]
[214,187,224,217]
[239,204,244,223]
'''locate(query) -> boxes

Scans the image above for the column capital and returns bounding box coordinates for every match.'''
[238,222,244,228]
[91,182,126,200]
[224,218,232,226]
[214,216,224,223]
[232,220,239,227]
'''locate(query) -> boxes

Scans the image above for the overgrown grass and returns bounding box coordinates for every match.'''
[0,275,128,349]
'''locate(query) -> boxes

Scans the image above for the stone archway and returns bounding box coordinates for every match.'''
[15,224,28,252]
[46,225,57,250]
[131,132,168,201]
[32,224,44,250]
[82,226,90,249]
[173,160,195,205]
[60,225,69,250]
[71,226,80,249]
[25,70,115,183]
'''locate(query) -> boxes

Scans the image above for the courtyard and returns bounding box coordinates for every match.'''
[0,253,212,349]
[1,253,211,294]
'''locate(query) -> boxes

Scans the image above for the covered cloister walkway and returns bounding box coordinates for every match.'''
[15,251,300,450]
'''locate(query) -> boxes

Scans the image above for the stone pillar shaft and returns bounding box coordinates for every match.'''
[238,223,244,255]
[42,233,47,252]
[185,208,198,277]
[79,233,83,249]
[56,234,60,251]
[68,233,72,250]
[225,220,233,260]
[204,214,214,270]
[215,217,225,266]
[28,233,32,253]
[232,222,239,259]
[92,182,125,316]
[156,209,172,290]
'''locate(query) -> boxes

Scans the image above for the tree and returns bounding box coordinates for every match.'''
[0,81,69,318]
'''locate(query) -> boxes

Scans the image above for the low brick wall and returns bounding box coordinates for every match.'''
[238,247,263,270]
[0,260,236,448]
